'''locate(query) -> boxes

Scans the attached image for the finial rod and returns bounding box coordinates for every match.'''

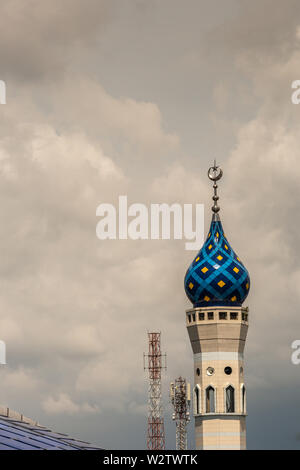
[207,161,223,216]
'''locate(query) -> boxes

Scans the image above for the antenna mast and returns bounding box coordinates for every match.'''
[170,377,191,450]
[144,332,166,450]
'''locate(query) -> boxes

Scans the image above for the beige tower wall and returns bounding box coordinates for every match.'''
[186,306,249,450]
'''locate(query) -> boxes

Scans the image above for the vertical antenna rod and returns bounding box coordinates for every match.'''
[144,332,166,450]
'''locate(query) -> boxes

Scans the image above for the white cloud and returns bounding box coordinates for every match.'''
[42,393,100,415]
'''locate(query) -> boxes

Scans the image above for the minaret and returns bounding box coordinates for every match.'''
[184,162,250,451]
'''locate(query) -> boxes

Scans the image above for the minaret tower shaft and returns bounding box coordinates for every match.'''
[184,163,250,450]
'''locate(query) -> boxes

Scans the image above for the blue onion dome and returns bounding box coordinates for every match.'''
[184,163,250,307]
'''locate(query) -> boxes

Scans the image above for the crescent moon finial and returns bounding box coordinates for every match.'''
[208,160,223,182]
[207,160,223,216]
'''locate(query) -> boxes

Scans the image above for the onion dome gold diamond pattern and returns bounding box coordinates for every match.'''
[184,162,250,307]
[184,218,250,307]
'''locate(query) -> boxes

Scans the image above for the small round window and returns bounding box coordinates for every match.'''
[206,367,215,376]
[224,366,232,375]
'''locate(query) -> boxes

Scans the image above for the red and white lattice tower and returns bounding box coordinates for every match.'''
[170,377,191,450]
[144,332,166,450]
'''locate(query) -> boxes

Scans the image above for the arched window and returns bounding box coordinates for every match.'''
[193,385,201,415]
[225,385,235,413]
[241,385,246,413]
[206,386,215,413]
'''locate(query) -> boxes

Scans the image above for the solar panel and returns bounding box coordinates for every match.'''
[0,443,17,450]
[0,434,42,450]
[0,422,78,449]
[0,429,64,450]
[0,414,102,450]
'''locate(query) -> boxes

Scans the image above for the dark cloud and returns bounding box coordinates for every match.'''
[0,0,111,81]
[210,0,300,58]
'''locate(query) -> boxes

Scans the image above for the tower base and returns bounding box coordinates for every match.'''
[195,414,246,450]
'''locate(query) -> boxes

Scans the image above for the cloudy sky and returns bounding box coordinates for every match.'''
[0,0,300,450]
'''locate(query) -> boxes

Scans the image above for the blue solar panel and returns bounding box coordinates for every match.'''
[0,443,16,450]
[0,434,42,450]
[0,422,77,449]
[0,429,62,450]
[0,414,102,450]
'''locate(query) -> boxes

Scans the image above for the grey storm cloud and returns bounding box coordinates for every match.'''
[0,0,111,80]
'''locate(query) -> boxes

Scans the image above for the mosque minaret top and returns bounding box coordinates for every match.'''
[184,163,250,308]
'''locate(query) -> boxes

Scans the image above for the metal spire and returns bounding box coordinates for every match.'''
[207,160,223,220]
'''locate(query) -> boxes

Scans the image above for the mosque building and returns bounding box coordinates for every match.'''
[184,163,250,450]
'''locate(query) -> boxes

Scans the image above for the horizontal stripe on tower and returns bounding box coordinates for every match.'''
[194,351,244,361]
[195,432,246,437]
